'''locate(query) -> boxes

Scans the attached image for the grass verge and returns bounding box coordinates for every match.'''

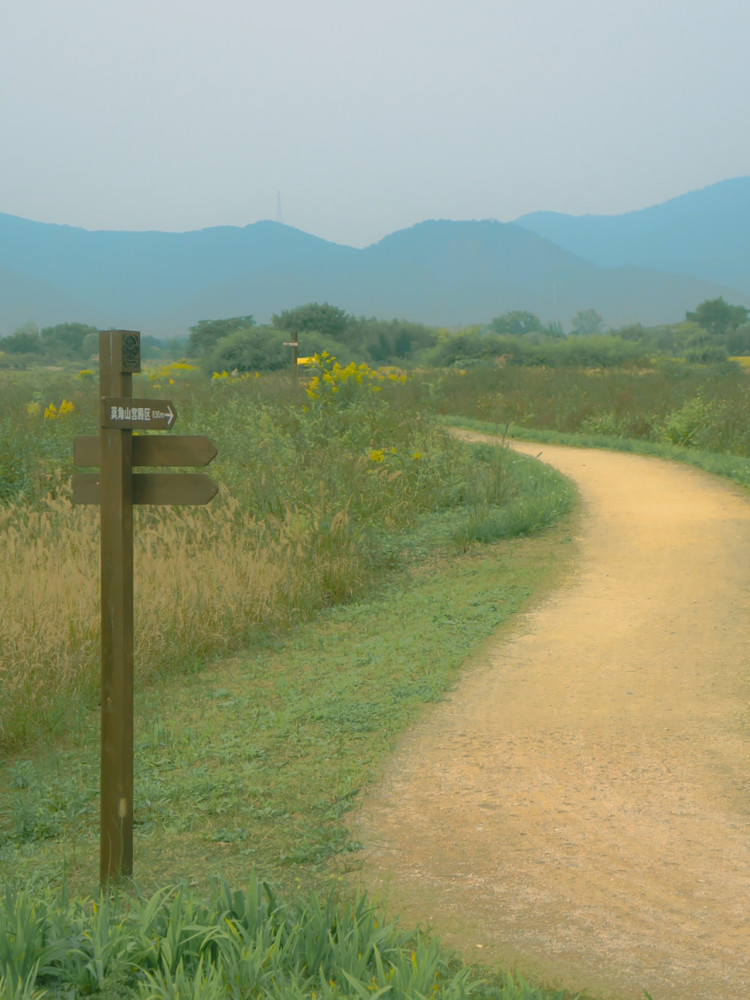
[442,415,750,492]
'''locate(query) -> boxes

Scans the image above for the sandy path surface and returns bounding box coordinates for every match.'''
[351,437,750,1000]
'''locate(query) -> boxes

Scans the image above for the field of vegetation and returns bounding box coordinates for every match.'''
[434,361,750,468]
[1,333,747,999]
[0,357,577,750]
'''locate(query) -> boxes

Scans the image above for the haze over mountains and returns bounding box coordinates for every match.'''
[2,177,749,339]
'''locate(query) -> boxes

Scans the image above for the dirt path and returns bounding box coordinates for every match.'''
[350,437,750,1000]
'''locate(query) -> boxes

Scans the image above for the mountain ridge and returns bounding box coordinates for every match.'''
[514,176,750,294]
[2,178,749,338]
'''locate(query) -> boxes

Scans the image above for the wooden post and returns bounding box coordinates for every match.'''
[98,330,139,884]
[284,334,299,378]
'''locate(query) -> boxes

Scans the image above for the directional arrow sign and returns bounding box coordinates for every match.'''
[73,472,218,506]
[101,397,177,430]
[75,435,217,468]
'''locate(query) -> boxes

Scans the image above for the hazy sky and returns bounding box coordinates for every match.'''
[2,0,749,247]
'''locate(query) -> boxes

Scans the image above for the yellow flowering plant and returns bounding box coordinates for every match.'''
[210,369,258,381]
[145,359,199,390]
[304,353,384,405]
[43,399,74,420]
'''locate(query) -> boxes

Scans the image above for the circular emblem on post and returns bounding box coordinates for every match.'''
[121,333,141,372]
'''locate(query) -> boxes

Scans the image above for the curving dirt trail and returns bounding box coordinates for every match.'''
[351,437,750,1000]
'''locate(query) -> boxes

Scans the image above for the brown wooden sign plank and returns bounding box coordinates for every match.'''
[134,472,218,506]
[73,436,99,466]
[101,397,177,430]
[74,472,218,506]
[75,435,217,468]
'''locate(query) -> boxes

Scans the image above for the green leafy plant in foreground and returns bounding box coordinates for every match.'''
[0,880,580,999]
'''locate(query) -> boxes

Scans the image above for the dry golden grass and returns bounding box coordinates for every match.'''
[0,498,99,745]
[0,489,367,750]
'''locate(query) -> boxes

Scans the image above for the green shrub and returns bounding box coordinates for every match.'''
[206,327,288,373]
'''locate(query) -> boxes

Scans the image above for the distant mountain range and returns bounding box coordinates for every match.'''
[515,176,750,296]
[2,177,750,338]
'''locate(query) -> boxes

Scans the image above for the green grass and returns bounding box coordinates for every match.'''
[442,414,750,493]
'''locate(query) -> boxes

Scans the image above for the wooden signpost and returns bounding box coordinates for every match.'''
[73,330,218,885]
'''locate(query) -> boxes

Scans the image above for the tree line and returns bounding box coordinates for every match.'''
[2,298,749,370]
[190,298,750,373]
[0,321,180,365]
[187,305,437,373]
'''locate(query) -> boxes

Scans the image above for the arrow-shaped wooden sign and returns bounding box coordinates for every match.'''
[73,472,218,506]
[101,397,177,430]
[74,434,217,468]
[74,433,219,504]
